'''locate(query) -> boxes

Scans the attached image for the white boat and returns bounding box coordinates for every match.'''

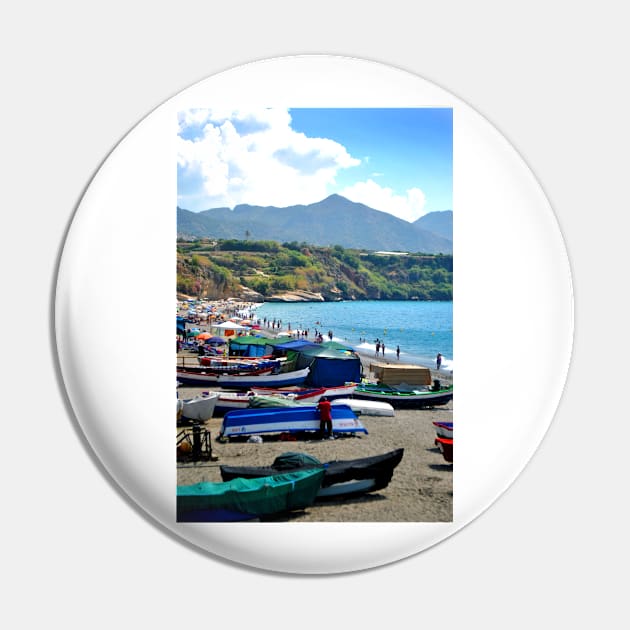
[179,392,219,421]
[331,398,394,417]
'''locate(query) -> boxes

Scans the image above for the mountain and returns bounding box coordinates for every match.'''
[414,210,453,241]
[177,194,452,254]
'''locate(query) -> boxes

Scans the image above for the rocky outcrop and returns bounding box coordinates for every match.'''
[238,286,264,302]
[266,290,325,302]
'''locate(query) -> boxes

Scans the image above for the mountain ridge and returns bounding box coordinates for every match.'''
[177,194,452,254]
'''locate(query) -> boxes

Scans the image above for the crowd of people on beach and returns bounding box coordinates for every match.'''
[178,297,449,374]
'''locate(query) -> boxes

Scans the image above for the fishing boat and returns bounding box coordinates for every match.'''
[353,381,453,408]
[198,356,281,371]
[331,398,394,417]
[178,392,219,421]
[176,468,325,522]
[250,383,357,399]
[218,404,368,439]
[176,365,274,385]
[216,367,310,389]
[220,448,404,500]
[435,437,453,463]
[433,421,453,439]
[249,396,394,417]
[214,389,324,414]
[217,392,394,417]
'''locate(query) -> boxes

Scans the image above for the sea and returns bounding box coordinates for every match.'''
[255,300,453,372]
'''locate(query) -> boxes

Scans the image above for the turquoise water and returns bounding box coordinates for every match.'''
[255,300,453,371]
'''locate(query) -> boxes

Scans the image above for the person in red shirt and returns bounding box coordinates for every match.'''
[317,397,333,440]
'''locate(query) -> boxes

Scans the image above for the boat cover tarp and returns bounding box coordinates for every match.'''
[229,335,274,357]
[273,340,320,351]
[220,448,404,492]
[294,342,361,387]
[273,452,322,469]
[177,469,325,520]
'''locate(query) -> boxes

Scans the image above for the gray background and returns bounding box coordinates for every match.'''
[2,1,627,627]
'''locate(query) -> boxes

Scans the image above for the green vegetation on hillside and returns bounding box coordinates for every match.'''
[177,239,452,301]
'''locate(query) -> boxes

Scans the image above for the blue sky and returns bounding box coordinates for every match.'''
[177,108,452,222]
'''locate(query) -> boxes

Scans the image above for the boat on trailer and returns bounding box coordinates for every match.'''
[177,468,325,522]
[218,404,368,439]
[220,448,404,500]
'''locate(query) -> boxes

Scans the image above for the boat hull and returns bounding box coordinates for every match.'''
[331,398,394,416]
[219,404,368,439]
[433,421,453,439]
[177,469,325,522]
[221,448,404,499]
[435,437,453,463]
[353,384,453,408]
[179,393,218,421]
[250,383,357,400]
[176,367,273,385]
[216,367,310,389]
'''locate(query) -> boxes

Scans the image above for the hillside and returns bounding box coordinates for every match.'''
[177,239,452,302]
[177,194,452,254]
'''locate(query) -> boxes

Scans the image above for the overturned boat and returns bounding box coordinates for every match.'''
[218,404,368,439]
[220,448,404,500]
[177,468,325,522]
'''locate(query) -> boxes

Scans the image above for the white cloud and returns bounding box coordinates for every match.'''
[340,179,427,222]
[177,108,360,210]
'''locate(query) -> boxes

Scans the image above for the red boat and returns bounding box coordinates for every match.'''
[435,437,453,463]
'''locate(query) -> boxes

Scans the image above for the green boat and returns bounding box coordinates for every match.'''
[353,381,453,408]
[176,468,325,522]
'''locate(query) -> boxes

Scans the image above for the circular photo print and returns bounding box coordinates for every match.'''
[55,55,573,574]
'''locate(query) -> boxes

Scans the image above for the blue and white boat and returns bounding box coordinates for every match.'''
[219,404,368,439]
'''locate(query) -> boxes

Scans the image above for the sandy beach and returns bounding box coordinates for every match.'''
[176,326,453,522]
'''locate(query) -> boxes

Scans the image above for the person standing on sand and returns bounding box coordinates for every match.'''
[436,352,443,370]
[317,397,333,440]
[396,345,400,360]
[381,342,386,356]
[375,340,380,357]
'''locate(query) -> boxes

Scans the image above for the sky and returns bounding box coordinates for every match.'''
[177,108,452,223]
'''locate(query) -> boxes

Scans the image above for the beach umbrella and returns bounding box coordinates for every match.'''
[214,321,248,330]
[196,332,212,340]
[206,336,227,345]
